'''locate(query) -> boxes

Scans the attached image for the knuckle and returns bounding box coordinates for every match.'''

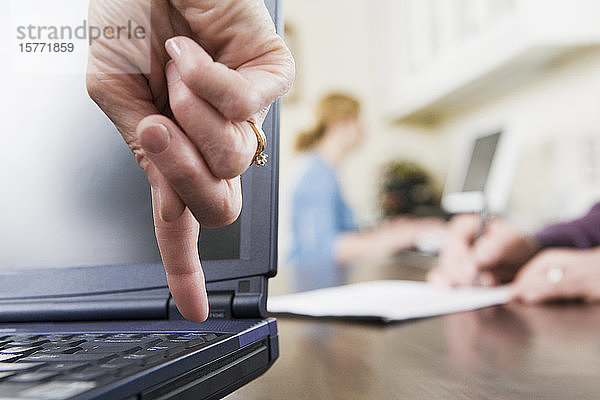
[178,60,201,86]
[199,204,240,229]
[281,50,296,92]
[131,146,148,170]
[220,91,260,122]
[201,186,242,229]
[169,85,194,113]
[206,132,253,180]
[210,152,250,180]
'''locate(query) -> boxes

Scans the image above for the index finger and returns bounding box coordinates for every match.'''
[151,184,209,322]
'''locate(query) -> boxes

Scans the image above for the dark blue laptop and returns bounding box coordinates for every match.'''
[0,1,281,399]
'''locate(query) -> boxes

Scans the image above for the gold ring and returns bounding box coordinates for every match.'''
[247,120,268,167]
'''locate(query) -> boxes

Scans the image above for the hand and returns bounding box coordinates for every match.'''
[510,247,600,303]
[380,216,446,252]
[334,217,445,265]
[377,216,420,251]
[428,214,541,287]
[86,0,294,321]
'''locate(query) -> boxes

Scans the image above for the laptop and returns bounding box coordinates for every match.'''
[442,128,516,215]
[0,1,281,399]
[416,127,517,254]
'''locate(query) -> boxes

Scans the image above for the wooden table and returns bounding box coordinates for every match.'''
[227,253,600,400]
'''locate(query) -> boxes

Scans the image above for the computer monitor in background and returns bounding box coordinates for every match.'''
[442,128,517,215]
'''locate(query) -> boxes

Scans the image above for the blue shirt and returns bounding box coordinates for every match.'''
[287,153,358,265]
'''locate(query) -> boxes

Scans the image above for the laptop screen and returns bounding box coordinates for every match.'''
[1,1,278,283]
[0,70,245,270]
[461,131,502,192]
[0,7,243,270]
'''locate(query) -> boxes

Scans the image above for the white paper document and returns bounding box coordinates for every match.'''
[268,280,510,323]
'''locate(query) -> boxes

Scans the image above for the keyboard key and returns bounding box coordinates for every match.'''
[60,347,83,355]
[99,358,137,370]
[77,344,143,354]
[40,363,89,373]
[145,342,183,351]
[0,346,42,355]
[193,333,218,341]
[21,381,96,400]
[0,355,24,363]
[0,363,45,372]
[110,334,145,339]
[37,344,86,354]
[0,372,15,381]
[97,338,148,344]
[5,340,49,348]
[124,353,168,368]
[63,340,87,347]
[20,353,117,363]
[3,336,29,342]
[122,354,148,361]
[92,334,112,339]
[62,369,113,381]
[8,371,59,383]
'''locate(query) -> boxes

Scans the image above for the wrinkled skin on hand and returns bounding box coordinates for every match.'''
[87,0,294,321]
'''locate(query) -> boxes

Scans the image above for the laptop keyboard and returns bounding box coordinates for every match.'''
[0,332,228,399]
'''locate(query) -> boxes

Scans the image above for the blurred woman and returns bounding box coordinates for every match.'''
[287,93,443,267]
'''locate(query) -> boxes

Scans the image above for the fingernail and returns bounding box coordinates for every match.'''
[141,124,170,154]
[165,61,181,85]
[157,190,167,222]
[151,186,165,222]
[165,38,182,60]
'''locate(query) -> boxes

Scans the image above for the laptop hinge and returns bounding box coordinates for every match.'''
[0,288,171,323]
[207,292,234,320]
[168,276,268,320]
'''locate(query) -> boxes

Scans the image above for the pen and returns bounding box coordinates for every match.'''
[471,196,489,286]
[475,197,488,240]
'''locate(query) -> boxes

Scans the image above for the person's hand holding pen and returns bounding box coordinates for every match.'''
[428,214,542,288]
[86,0,294,322]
